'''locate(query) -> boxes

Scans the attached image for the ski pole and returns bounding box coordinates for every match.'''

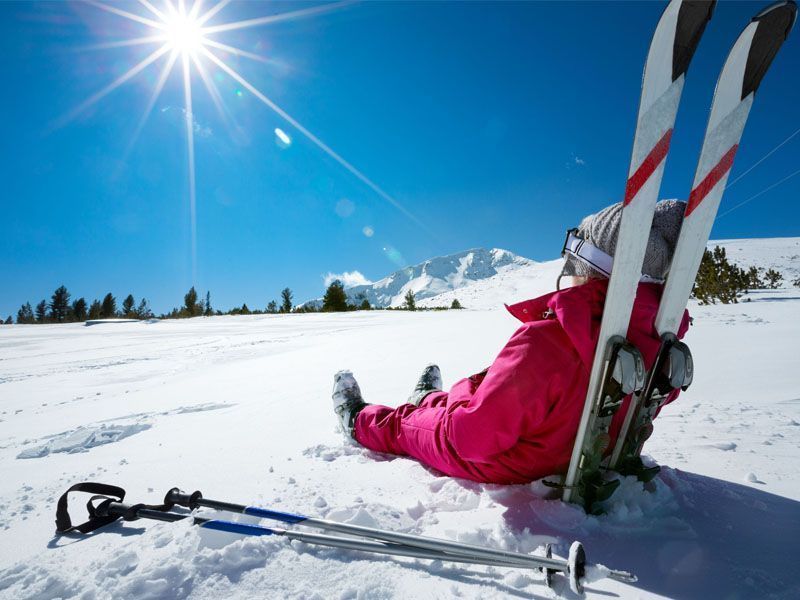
[164,486,636,589]
[95,499,548,570]
[56,487,574,591]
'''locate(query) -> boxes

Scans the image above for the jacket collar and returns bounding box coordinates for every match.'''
[505,279,677,367]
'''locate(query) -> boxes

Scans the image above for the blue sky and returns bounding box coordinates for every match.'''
[1,1,798,318]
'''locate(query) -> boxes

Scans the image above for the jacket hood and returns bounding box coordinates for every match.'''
[505,279,688,367]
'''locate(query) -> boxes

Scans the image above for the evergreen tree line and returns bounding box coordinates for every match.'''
[13,286,153,324]
[13,253,788,324]
[692,246,790,305]
[9,285,299,324]
[165,287,297,317]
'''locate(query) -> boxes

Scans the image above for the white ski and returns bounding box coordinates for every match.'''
[562,0,716,508]
[610,0,798,475]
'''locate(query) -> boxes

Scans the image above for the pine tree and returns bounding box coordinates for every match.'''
[122,294,136,317]
[744,266,764,289]
[404,290,416,311]
[204,291,212,316]
[35,299,48,322]
[359,298,371,310]
[71,298,88,322]
[266,300,278,313]
[322,280,348,312]
[3,316,11,325]
[88,299,102,320]
[17,302,34,324]
[184,286,199,317]
[49,285,71,322]
[280,288,293,313]
[240,303,251,315]
[451,299,462,309]
[764,269,783,289]
[100,293,117,318]
[692,247,748,305]
[136,298,152,319]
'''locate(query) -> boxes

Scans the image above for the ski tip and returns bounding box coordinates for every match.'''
[753,0,797,38]
[741,0,796,99]
[671,1,717,80]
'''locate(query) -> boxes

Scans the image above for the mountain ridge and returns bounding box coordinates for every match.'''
[305,237,800,310]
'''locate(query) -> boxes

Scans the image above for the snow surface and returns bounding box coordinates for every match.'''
[709,237,800,285]
[0,238,799,599]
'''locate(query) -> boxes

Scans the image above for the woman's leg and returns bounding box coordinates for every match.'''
[353,393,490,481]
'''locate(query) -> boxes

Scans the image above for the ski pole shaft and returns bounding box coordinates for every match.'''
[165,487,568,572]
[95,500,551,571]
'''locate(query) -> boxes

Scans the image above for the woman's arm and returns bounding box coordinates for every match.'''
[445,322,566,462]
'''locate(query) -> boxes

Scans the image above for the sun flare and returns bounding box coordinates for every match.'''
[68,0,422,282]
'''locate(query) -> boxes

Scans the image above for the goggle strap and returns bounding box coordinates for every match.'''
[562,231,665,285]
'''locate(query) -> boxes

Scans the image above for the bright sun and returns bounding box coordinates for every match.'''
[163,12,205,54]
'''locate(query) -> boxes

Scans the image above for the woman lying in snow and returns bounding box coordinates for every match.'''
[331,200,690,484]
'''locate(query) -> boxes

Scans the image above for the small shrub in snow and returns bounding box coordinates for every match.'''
[764,269,783,289]
[404,290,416,311]
[692,246,748,305]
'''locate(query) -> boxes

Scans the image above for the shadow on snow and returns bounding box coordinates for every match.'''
[490,467,799,599]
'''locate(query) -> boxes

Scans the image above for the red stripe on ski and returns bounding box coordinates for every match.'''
[623,129,673,206]
[685,144,739,217]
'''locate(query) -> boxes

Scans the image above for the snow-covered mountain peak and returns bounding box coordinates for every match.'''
[317,247,536,309]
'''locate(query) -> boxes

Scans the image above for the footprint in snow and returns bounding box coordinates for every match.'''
[744,472,765,485]
[303,443,363,462]
[710,442,737,451]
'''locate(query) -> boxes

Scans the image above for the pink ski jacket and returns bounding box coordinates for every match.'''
[355,279,690,484]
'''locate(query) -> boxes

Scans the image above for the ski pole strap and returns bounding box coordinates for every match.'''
[55,482,178,535]
[561,229,665,284]
[55,482,126,534]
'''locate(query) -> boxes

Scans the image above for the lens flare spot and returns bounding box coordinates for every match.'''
[274,127,292,148]
[362,226,374,238]
[335,198,355,218]
[382,245,405,267]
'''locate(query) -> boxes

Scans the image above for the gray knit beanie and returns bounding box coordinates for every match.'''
[562,199,686,280]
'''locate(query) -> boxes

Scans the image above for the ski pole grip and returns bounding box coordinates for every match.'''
[93,499,144,522]
[164,487,203,509]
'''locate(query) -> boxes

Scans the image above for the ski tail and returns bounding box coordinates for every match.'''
[562,0,715,508]
[610,0,797,473]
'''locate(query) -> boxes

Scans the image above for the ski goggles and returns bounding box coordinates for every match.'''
[561,229,664,284]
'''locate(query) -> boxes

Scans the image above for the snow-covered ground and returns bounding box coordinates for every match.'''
[710,237,800,284]
[1,241,799,599]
